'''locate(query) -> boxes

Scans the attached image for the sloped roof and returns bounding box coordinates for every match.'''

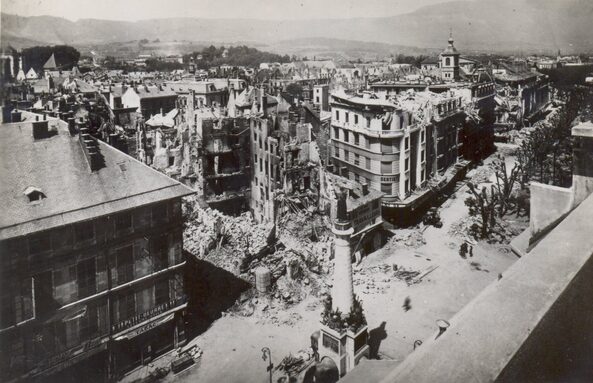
[0,112,194,240]
[421,57,439,65]
[132,85,177,99]
[43,53,57,70]
[146,108,178,128]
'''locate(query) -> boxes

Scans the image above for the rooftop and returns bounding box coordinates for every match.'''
[0,111,194,240]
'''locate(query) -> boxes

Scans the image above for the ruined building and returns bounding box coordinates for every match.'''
[250,109,321,224]
[319,170,384,257]
[199,115,252,215]
[0,111,194,381]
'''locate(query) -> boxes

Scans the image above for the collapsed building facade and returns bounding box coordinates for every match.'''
[199,115,251,215]
[492,61,551,131]
[250,107,321,223]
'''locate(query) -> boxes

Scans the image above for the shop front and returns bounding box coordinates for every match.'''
[113,309,186,376]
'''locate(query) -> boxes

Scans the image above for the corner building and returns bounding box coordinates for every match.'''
[0,112,194,382]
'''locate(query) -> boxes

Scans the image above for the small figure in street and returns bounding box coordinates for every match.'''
[403,296,411,312]
[469,245,474,258]
[459,243,468,259]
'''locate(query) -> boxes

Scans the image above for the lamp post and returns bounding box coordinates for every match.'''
[261,347,273,383]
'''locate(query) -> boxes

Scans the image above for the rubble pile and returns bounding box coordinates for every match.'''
[354,266,391,294]
[384,230,426,250]
[449,217,479,242]
[183,198,275,272]
[468,166,494,185]
[275,350,315,377]
[354,262,429,293]
[183,197,337,323]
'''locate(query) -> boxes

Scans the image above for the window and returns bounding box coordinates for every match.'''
[333,127,339,139]
[405,158,410,171]
[354,114,358,124]
[421,150,425,162]
[405,179,410,192]
[0,278,34,328]
[421,130,425,143]
[316,96,320,103]
[381,161,392,173]
[354,154,360,166]
[116,245,134,285]
[405,137,410,150]
[29,233,51,254]
[421,169,426,181]
[155,279,170,306]
[345,112,349,123]
[366,117,371,128]
[343,150,349,162]
[75,221,95,243]
[153,235,169,271]
[343,130,349,143]
[79,305,98,341]
[118,293,135,322]
[168,156,175,166]
[354,173,359,182]
[365,157,371,170]
[381,183,391,194]
[446,57,451,66]
[0,294,15,328]
[25,188,46,202]
[335,110,339,120]
[77,258,96,298]
[353,133,359,146]
[151,203,167,224]
[115,212,132,232]
[381,139,393,154]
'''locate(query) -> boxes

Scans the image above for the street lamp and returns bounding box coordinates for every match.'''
[261,347,273,383]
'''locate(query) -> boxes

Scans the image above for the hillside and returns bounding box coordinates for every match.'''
[2,0,592,54]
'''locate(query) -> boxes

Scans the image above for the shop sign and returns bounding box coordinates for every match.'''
[112,296,184,333]
[115,313,174,340]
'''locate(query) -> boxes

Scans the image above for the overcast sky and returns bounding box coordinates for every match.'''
[2,0,454,21]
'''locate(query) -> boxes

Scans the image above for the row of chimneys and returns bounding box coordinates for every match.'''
[78,121,102,171]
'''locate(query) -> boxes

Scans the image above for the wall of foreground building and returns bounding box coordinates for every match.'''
[341,192,593,383]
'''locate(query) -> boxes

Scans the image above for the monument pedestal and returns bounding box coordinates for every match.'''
[318,323,369,377]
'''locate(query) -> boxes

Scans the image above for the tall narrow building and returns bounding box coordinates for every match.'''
[441,32,460,82]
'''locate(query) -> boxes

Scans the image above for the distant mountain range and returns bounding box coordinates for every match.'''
[2,0,592,54]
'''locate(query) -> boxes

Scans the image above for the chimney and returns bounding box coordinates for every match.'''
[361,181,369,196]
[78,126,102,171]
[10,109,21,123]
[109,133,119,148]
[67,117,76,135]
[572,122,593,207]
[32,115,49,139]
[261,91,268,117]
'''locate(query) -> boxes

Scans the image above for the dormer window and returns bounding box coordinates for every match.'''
[24,186,46,203]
